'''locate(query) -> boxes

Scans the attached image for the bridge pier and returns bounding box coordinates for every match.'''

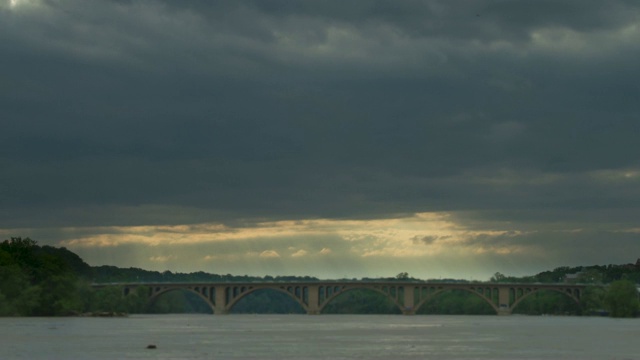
[307,286,320,315]
[214,285,228,314]
[214,308,229,315]
[497,287,512,315]
[403,286,415,315]
[402,309,415,315]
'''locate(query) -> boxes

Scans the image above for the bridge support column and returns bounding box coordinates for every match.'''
[402,286,415,315]
[307,285,320,315]
[497,287,512,316]
[214,286,229,315]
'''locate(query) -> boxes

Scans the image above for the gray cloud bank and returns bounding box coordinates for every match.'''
[1,0,639,274]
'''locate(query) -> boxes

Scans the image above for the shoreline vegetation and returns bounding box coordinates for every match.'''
[1,237,638,317]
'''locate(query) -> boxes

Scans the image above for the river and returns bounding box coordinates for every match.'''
[0,314,637,359]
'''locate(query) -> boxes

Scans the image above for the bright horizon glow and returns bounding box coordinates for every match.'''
[0,212,558,280]
[2,209,634,280]
[56,212,527,258]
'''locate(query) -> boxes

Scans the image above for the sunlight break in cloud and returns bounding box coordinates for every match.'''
[590,168,640,183]
[55,212,527,262]
[291,249,308,258]
[259,250,280,258]
[149,255,176,263]
[8,0,26,8]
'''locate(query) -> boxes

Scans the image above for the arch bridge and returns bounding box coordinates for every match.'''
[92,281,587,315]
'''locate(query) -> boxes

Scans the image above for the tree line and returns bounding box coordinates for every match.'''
[0,237,638,317]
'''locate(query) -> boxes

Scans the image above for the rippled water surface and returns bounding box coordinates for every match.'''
[1,314,637,359]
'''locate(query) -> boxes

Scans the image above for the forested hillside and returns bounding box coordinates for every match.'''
[0,237,88,315]
[1,237,638,317]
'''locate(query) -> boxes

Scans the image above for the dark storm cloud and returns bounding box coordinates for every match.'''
[162,0,639,41]
[1,0,639,234]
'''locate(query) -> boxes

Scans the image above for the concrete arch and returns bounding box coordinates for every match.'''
[103,281,590,316]
[318,286,404,314]
[224,286,309,313]
[509,287,580,312]
[413,287,499,314]
[147,287,215,313]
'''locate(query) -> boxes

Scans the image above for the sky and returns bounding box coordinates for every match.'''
[1,0,639,280]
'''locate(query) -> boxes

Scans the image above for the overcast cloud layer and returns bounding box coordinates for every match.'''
[1,0,639,279]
